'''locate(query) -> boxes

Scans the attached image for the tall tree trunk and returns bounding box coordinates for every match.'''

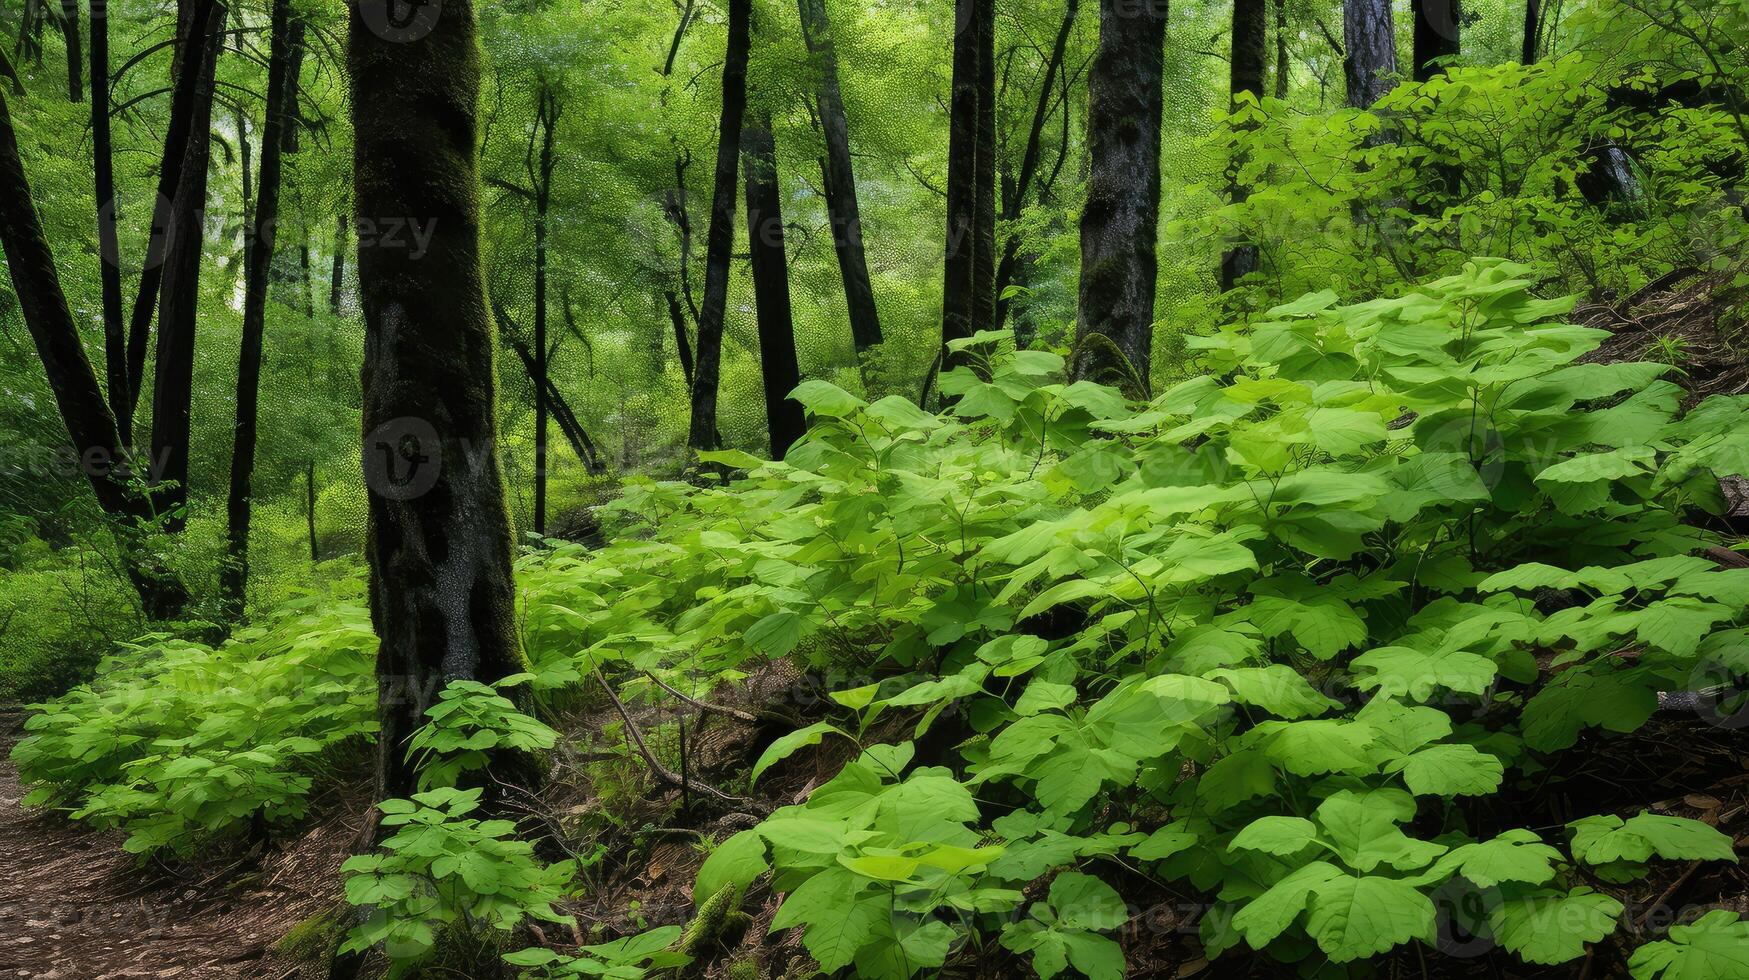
[687,0,750,453]
[1075,0,1167,393]
[994,0,1077,331]
[741,113,807,461]
[123,0,222,443]
[498,304,605,477]
[305,459,318,561]
[280,17,303,152]
[1275,0,1291,98]
[57,0,79,101]
[329,211,346,312]
[797,0,882,354]
[349,0,531,806]
[1410,0,1460,81]
[16,0,41,66]
[1344,0,1399,109]
[532,83,558,534]
[1522,0,1540,65]
[0,39,22,95]
[147,0,224,534]
[667,291,695,386]
[941,0,984,362]
[221,0,292,622]
[298,230,314,315]
[970,0,996,334]
[1222,0,1268,291]
[91,0,126,429]
[0,85,188,616]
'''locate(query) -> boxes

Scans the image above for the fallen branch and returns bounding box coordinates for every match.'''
[592,666,770,815]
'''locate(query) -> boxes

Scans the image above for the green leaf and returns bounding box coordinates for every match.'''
[1629,909,1749,980]
[1490,888,1622,965]
[694,830,768,908]
[1231,861,1346,948]
[1207,665,1342,719]
[1392,743,1504,797]
[750,722,852,785]
[1351,646,1497,700]
[1304,875,1436,963]
[790,380,866,418]
[1049,872,1127,932]
[1231,816,1320,856]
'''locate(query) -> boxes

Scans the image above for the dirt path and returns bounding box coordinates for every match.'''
[0,720,357,979]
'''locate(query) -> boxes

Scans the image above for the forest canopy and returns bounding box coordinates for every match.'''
[0,0,1747,977]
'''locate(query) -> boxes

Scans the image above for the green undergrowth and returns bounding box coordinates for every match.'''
[14,260,1749,977]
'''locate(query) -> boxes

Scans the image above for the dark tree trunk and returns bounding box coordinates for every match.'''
[1411,0,1460,81]
[0,85,188,616]
[941,0,985,361]
[221,0,293,622]
[0,39,22,95]
[350,0,532,805]
[1522,0,1540,65]
[994,0,1077,331]
[298,231,314,316]
[91,0,126,430]
[147,0,225,534]
[1275,0,1290,98]
[667,291,695,386]
[305,460,318,562]
[57,0,79,101]
[237,103,252,235]
[971,0,996,334]
[741,114,807,461]
[123,0,223,444]
[798,0,882,354]
[15,0,41,66]
[1344,0,1399,109]
[532,83,558,534]
[280,17,303,153]
[687,0,750,453]
[330,212,347,313]
[1076,0,1167,393]
[499,307,605,478]
[1221,0,1268,291]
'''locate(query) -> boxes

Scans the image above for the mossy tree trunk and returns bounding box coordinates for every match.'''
[349,0,531,804]
[1076,0,1168,393]
[741,113,807,461]
[971,0,996,335]
[798,0,883,355]
[687,0,751,454]
[1221,0,1268,291]
[147,0,224,536]
[941,0,984,365]
[1343,0,1399,109]
[221,0,294,622]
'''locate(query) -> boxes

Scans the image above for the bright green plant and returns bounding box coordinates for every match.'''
[406,678,561,790]
[339,786,576,972]
[502,927,692,979]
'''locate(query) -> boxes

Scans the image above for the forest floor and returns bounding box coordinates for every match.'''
[0,713,359,979]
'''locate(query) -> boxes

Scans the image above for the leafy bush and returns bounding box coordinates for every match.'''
[339,786,576,971]
[406,678,561,791]
[10,575,375,855]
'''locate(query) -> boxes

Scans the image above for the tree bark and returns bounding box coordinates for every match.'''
[741,114,807,461]
[123,0,222,444]
[147,0,224,534]
[0,85,187,616]
[0,39,22,95]
[941,0,985,362]
[1522,0,1540,65]
[797,0,882,354]
[57,0,79,101]
[350,0,532,805]
[687,0,750,453]
[1275,0,1290,98]
[1344,0,1399,109]
[1410,0,1460,82]
[994,0,1077,331]
[1221,0,1268,291]
[221,0,293,622]
[1076,0,1167,393]
[90,0,126,431]
[667,291,695,387]
[532,83,558,534]
[329,211,347,313]
[971,0,996,335]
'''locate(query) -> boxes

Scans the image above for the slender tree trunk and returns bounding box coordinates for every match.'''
[236,102,252,239]
[147,0,225,534]
[1076,0,1167,393]
[280,17,303,152]
[1275,0,1290,98]
[350,0,532,806]
[123,0,222,443]
[91,0,126,429]
[797,0,882,354]
[667,291,695,387]
[971,0,996,334]
[687,0,750,453]
[298,230,314,316]
[0,39,22,95]
[1344,0,1399,109]
[741,114,807,461]
[57,0,79,101]
[329,212,346,312]
[1522,0,1540,65]
[941,0,984,362]
[532,84,558,534]
[1410,0,1460,82]
[305,459,318,561]
[499,308,605,477]
[221,0,292,622]
[16,0,40,66]
[0,85,188,616]
[1221,0,1268,291]
[994,0,1077,330]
